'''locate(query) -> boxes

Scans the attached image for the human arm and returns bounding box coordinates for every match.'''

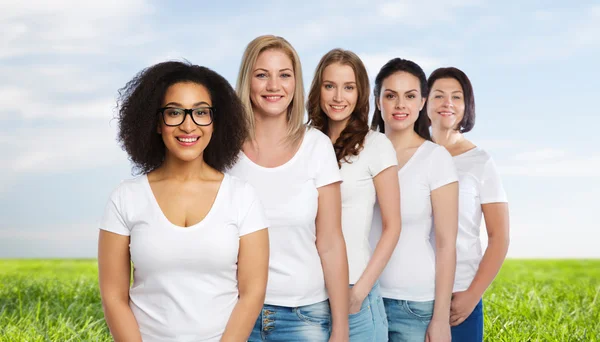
[316,182,349,341]
[350,166,401,312]
[426,181,458,342]
[222,228,269,341]
[98,230,142,342]
[450,202,509,326]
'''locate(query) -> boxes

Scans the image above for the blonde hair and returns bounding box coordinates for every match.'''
[236,35,305,145]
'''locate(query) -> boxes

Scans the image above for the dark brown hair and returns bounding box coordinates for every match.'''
[427,67,476,133]
[371,58,431,141]
[307,48,370,167]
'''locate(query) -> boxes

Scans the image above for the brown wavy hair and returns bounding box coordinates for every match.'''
[307,48,370,167]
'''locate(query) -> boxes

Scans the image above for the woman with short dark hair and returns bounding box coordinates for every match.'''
[98,61,269,342]
[427,67,510,342]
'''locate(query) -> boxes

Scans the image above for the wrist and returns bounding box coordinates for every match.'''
[351,281,370,299]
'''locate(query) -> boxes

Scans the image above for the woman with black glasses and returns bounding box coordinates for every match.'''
[98,61,270,342]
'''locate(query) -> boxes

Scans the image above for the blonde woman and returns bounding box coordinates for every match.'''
[307,48,400,341]
[229,35,350,341]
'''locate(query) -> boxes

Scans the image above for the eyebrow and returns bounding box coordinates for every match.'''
[323,80,357,84]
[254,68,293,73]
[383,89,419,94]
[164,101,211,107]
[433,89,463,94]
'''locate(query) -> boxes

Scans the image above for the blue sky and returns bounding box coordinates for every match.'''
[1,0,599,258]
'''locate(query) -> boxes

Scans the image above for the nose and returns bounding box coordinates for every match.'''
[333,88,343,102]
[442,95,453,107]
[266,76,281,91]
[180,113,196,133]
[394,96,406,109]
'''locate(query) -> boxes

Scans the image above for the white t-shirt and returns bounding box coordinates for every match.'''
[99,173,268,342]
[228,127,342,307]
[340,130,397,284]
[370,140,458,301]
[452,147,508,292]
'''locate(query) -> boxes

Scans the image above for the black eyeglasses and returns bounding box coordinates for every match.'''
[158,107,214,126]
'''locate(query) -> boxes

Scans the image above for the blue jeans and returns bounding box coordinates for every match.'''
[383,298,434,342]
[249,300,331,341]
[349,282,388,341]
[451,299,483,342]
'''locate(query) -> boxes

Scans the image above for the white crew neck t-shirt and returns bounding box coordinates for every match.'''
[452,147,507,292]
[100,173,268,342]
[340,130,398,284]
[370,140,458,301]
[228,127,342,307]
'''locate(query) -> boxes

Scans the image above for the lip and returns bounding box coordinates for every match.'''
[176,135,200,146]
[391,112,409,120]
[329,104,347,113]
[438,111,455,117]
[262,95,284,103]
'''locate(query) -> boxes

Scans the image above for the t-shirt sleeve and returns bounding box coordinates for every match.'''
[238,182,269,237]
[479,157,508,204]
[428,145,458,190]
[99,184,131,236]
[368,133,398,176]
[314,132,342,188]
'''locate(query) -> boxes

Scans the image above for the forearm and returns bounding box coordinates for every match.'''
[319,235,349,333]
[102,300,142,342]
[432,244,456,321]
[467,235,510,298]
[355,224,400,296]
[222,293,265,341]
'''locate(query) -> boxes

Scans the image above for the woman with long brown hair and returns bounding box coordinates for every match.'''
[307,48,401,341]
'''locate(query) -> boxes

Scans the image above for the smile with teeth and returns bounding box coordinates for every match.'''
[392,113,408,117]
[330,105,347,111]
[177,137,199,142]
[264,95,283,101]
[438,111,454,117]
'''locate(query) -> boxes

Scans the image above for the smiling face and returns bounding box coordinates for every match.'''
[158,82,214,163]
[427,77,465,131]
[319,63,358,125]
[377,71,426,132]
[249,49,295,118]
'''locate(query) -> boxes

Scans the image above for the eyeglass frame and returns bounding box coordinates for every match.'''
[158,107,215,127]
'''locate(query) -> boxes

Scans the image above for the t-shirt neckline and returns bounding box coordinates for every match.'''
[240,127,309,172]
[398,140,429,174]
[143,173,228,231]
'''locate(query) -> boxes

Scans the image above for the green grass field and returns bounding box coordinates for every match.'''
[0,259,598,341]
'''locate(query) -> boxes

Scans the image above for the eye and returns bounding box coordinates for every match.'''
[193,108,211,116]
[164,108,183,117]
[281,73,293,78]
[407,94,416,99]
[324,84,334,89]
[255,73,267,78]
[345,85,355,90]
[385,93,396,99]
[453,96,462,100]
[434,95,443,99]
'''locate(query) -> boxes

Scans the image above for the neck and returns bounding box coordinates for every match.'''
[158,154,213,181]
[431,125,463,148]
[253,110,289,146]
[327,117,349,143]
[384,124,423,149]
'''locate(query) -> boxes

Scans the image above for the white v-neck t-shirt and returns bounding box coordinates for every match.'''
[100,173,268,342]
[340,130,398,284]
[228,127,342,307]
[452,147,507,292]
[371,140,458,301]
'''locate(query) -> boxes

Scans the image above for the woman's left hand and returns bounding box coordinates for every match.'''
[450,290,479,326]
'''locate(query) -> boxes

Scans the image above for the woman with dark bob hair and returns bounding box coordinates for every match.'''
[369,58,458,342]
[307,48,400,341]
[427,67,510,342]
[98,61,270,342]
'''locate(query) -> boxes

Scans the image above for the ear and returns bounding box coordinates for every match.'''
[376,97,381,111]
[156,120,162,134]
[419,97,426,111]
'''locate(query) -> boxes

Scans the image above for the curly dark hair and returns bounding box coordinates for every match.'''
[307,49,370,167]
[116,61,247,174]
[427,67,476,133]
[371,58,431,141]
